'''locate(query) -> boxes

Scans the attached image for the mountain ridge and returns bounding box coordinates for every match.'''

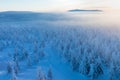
[68,9,103,12]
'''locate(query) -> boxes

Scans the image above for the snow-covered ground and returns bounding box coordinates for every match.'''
[0,11,120,80]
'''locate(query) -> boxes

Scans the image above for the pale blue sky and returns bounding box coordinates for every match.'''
[0,0,119,12]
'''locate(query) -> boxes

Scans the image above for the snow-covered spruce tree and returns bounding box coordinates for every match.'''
[20,49,28,60]
[65,51,72,62]
[39,40,45,59]
[71,57,79,71]
[88,56,103,79]
[88,62,95,79]
[109,61,115,80]
[63,44,72,62]
[47,68,52,80]
[37,67,46,80]
[33,40,40,63]
[27,55,32,66]
[39,48,45,59]
[115,64,120,80]
[11,68,17,80]
[95,57,103,77]
[37,67,42,80]
[7,62,12,73]
[79,56,90,75]
[110,54,120,80]
[41,39,46,49]
[13,60,19,75]
[93,62,103,78]
[13,49,19,61]
[11,49,20,75]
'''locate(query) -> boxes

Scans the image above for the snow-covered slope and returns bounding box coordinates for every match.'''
[0,11,120,80]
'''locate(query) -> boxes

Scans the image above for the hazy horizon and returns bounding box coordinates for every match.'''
[0,0,120,12]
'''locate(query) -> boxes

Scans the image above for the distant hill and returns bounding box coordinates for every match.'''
[68,9,103,12]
